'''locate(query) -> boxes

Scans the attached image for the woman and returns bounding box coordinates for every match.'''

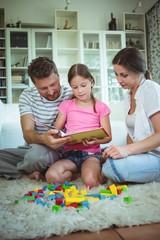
[102,47,160,183]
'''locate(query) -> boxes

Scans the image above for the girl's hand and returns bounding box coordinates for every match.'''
[82,137,98,146]
[102,145,129,159]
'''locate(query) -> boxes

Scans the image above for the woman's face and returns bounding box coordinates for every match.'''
[113,64,142,90]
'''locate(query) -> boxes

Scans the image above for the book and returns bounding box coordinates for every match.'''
[30,118,108,143]
[61,127,109,143]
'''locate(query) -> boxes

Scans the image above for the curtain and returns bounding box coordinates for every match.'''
[146,0,160,84]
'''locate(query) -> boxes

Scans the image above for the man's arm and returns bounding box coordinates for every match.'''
[21,114,71,149]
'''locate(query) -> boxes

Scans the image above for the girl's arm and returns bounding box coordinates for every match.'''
[54,112,66,130]
[83,115,112,146]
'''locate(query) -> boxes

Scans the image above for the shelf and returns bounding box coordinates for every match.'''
[55,10,78,30]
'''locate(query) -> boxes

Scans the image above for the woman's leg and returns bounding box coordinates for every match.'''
[81,157,102,187]
[102,153,160,183]
[45,159,77,184]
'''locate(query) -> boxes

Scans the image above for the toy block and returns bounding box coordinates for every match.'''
[84,193,100,198]
[67,203,79,208]
[81,189,88,195]
[38,189,44,193]
[81,200,89,208]
[27,200,35,203]
[55,185,63,191]
[99,195,107,200]
[55,198,63,205]
[109,196,117,200]
[100,189,111,194]
[100,193,112,197]
[52,204,62,212]
[124,196,132,203]
[34,187,39,192]
[55,193,63,198]
[48,183,54,190]
[42,185,47,191]
[64,181,73,186]
[109,184,117,196]
[65,197,85,205]
[117,189,122,195]
[48,194,56,200]
[117,185,128,190]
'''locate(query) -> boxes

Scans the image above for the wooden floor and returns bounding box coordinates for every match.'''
[37,223,160,240]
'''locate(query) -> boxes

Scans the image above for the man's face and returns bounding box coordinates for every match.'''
[34,73,61,101]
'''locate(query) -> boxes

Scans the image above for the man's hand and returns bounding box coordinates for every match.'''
[43,129,71,149]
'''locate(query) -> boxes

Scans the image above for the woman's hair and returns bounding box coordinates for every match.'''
[68,63,97,112]
[112,47,152,79]
[28,57,59,83]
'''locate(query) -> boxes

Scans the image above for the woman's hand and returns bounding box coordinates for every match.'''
[102,145,129,159]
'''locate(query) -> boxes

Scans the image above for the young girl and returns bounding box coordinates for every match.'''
[45,63,112,187]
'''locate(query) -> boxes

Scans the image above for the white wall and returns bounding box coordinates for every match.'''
[1,0,157,30]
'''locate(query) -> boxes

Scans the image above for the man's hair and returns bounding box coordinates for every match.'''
[28,57,59,83]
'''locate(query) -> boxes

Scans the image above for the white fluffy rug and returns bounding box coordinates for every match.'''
[0,178,160,240]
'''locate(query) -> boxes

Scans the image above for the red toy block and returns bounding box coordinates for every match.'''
[55,198,63,205]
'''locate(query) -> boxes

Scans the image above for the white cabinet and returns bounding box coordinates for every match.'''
[103,31,126,102]
[123,13,147,61]
[0,8,7,103]
[80,30,103,101]
[5,26,146,104]
[56,30,80,85]
[31,28,56,60]
[80,30,126,103]
[6,28,32,103]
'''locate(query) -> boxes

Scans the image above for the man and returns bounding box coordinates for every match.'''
[0,57,72,180]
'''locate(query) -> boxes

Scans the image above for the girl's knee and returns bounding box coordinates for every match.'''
[83,174,99,187]
[45,170,60,184]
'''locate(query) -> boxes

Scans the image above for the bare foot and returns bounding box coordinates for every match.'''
[99,171,107,184]
[28,171,45,181]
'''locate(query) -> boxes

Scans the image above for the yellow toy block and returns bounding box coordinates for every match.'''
[84,197,99,201]
[65,197,85,205]
[81,189,88,195]
[116,185,128,190]
[109,184,118,196]
[47,191,55,196]
[72,189,79,197]
[34,187,39,192]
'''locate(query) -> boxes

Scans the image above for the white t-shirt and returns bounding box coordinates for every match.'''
[124,78,160,156]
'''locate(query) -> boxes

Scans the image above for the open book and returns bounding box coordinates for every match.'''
[31,118,108,143]
[61,127,108,143]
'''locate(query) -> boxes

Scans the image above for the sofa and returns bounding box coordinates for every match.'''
[0,100,127,149]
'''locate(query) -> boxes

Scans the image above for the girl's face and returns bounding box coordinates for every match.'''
[114,64,142,90]
[70,76,94,101]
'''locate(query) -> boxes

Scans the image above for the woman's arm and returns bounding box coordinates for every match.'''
[102,111,160,159]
